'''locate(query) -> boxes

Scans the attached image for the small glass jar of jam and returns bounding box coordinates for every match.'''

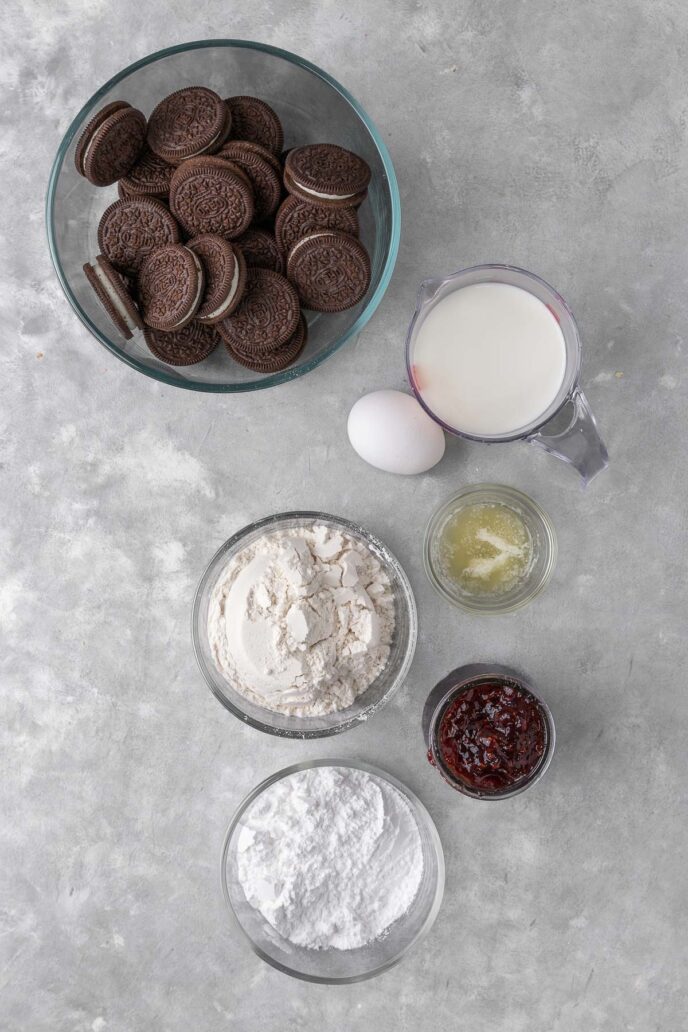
[426,665,555,799]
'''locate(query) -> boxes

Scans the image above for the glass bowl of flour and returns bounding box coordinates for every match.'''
[192,512,418,737]
[221,759,445,982]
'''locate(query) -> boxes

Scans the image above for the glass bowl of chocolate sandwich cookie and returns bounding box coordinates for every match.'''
[47,40,400,392]
[192,512,418,738]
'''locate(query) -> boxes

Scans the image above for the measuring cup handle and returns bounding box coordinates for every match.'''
[528,389,609,486]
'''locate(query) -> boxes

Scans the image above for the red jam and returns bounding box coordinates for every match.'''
[436,680,546,793]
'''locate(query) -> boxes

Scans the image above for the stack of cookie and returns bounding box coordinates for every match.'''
[78,87,372,372]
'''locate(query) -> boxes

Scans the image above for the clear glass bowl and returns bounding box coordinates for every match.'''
[46,39,401,392]
[221,759,445,982]
[192,512,417,738]
[426,664,556,800]
[424,484,557,614]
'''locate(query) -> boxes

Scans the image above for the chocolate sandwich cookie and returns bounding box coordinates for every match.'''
[187,234,246,324]
[216,140,281,222]
[75,101,146,187]
[143,321,220,366]
[227,314,307,373]
[224,96,283,156]
[274,195,359,254]
[234,228,284,273]
[138,244,205,332]
[286,230,371,312]
[284,144,371,208]
[83,254,143,340]
[169,156,254,239]
[147,86,231,165]
[97,197,181,275]
[217,267,300,354]
[117,147,174,200]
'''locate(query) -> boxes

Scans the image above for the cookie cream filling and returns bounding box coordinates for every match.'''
[81,110,132,173]
[92,259,140,333]
[193,117,232,158]
[171,251,205,328]
[293,180,360,201]
[80,130,100,173]
[287,231,331,259]
[201,261,240,321]
[207,524,396,717]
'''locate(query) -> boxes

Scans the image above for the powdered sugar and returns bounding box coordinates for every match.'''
[236,766,424,950]
[207,524,395,716]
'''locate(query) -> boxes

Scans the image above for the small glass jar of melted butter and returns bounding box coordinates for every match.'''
[424,485,557,614]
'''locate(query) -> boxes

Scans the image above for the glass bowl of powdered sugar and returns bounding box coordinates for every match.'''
[192,512,417,738]
[221,759,444,982]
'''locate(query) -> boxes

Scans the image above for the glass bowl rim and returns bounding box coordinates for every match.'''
[45,38,401,393]
[423,482,558,614]
[220,757,445,983]
[191,510,418,738]
[428,669,556,800]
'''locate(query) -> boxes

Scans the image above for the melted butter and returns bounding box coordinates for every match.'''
[438,502,533,596]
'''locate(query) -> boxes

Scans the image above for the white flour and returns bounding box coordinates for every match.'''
[207,524,395,716]
[236,766,424,950]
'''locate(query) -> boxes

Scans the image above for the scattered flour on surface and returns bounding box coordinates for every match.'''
[236,766,424,950]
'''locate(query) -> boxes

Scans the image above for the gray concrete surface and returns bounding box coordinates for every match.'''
[3,1,687,1029]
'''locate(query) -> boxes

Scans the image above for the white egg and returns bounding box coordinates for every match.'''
[347,390,446,475]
